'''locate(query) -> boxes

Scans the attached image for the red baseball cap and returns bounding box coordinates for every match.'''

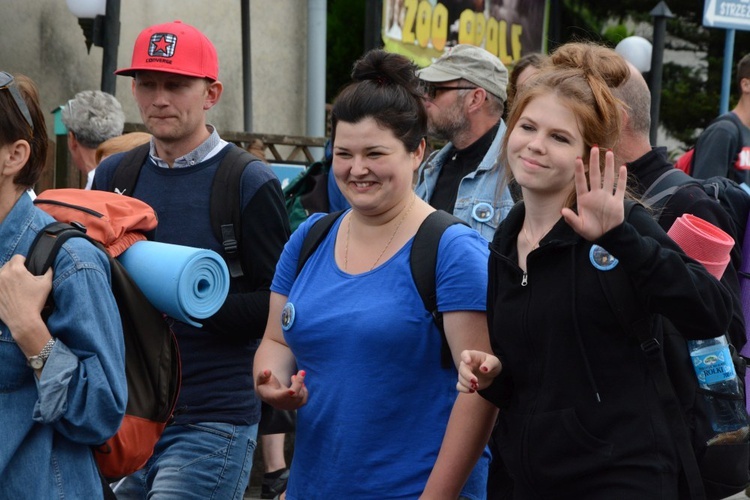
[115,20,218,81]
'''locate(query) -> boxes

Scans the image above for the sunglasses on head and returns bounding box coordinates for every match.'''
[420,81,477,100]
[0,71,34,132]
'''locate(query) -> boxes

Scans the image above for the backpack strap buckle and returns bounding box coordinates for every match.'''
[220,223,243,278]
[640,337,662,355]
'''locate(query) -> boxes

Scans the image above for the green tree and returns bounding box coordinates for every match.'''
[556,0,749,149]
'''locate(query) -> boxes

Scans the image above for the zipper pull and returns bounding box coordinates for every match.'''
[521,272,528,286]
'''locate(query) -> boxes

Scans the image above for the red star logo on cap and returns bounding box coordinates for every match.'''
[150,35,173,56]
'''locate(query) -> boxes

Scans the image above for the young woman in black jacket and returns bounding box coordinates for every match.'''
[455,45,734,498]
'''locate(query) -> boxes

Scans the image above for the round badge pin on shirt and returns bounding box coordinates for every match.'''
[589,245,619,271]
[281,302,296,331]
[472,202,494,223]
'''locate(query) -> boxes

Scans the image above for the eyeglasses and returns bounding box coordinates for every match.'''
[0,71,33,131]
[421,83,478,100]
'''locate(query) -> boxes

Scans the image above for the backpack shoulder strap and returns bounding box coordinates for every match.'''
[210,145,261,279]
[109,143,151,195]
[410,210,468,369]
[25,222,94,321]
[25,222,92,276]
[597,201,706,499]
[295,211,344,277]
[642,168,700,209]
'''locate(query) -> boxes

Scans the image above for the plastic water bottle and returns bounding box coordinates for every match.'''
[688,335,749,444]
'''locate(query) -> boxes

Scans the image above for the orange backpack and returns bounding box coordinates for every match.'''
[26,189,181,480]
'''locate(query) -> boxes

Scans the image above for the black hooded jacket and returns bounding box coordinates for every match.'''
[480,200,733,499]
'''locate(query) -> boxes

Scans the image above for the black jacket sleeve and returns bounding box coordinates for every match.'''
[660,186,746,349]
[202,177,291,340]
[596,203,734,342]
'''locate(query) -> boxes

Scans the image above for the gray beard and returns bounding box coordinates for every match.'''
[428,112,470,145]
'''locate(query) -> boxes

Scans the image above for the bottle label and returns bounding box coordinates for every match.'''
[691,344,736,385]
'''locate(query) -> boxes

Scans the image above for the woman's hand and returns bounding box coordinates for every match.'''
[255,368,308,411]
[562,147,627,241]
[0,255,52,340]
[457,350,502,393]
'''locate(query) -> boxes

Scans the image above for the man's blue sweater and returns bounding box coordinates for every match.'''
[95,144,290,425]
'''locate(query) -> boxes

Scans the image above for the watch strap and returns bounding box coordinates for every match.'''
[28,337,56,368]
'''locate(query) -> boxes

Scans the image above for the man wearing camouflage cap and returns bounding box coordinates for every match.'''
[415,44,513,240]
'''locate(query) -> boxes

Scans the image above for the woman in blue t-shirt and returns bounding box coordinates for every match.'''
[253,49,497,500]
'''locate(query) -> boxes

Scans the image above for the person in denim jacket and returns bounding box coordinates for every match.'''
[0,73,126,498]
[415,44,515,240]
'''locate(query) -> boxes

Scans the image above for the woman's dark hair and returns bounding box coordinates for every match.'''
[330,49,426,153]
[0,73,48,188]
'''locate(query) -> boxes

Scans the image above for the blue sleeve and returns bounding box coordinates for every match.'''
[327,167,350,213]
[33,239,127,445]
[271,212,329,297]
[436,225,490,312]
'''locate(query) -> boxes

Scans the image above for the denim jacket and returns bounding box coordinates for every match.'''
[0,194,126,499]
[415,122,514,241]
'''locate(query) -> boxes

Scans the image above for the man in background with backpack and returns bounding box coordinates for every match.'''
[93,21,290,498]
[692,53,750,184]
[611,57,746,351]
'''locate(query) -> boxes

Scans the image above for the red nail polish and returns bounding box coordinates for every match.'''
[288,390,295,396]
[592,144,598,149]
[480,366,489,373]
[469,388,476,394]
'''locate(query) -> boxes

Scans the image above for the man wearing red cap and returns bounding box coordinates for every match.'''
[94,21,290,499]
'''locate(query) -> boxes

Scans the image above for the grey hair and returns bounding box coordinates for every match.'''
[61,90,125,148]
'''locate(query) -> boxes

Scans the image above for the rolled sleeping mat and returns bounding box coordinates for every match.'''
[117,240,230,327]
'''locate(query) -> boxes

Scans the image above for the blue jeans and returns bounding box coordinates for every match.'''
[112,422,258,500]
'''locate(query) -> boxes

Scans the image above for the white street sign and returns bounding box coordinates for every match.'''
[704,0,750,30]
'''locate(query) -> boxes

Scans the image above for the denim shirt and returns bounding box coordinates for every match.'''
[0,194,126,499]
[415,122,514,241]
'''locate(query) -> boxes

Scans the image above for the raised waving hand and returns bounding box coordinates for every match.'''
[561,147,627,241]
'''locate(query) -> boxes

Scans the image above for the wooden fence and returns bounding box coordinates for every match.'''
[37,123,328,193]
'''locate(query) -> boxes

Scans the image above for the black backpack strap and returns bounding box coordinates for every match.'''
[25,222,91,276]
[597,203,706,499]
[295,211,345,277]
[25,222,91,321]
[108,143,151,195]
[209,145,261,279]
[642,168,699,210]
[410,210,468,369]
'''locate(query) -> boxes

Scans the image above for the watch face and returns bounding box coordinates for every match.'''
[28,356,44,370]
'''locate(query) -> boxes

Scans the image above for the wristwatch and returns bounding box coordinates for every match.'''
[27,338,56,370]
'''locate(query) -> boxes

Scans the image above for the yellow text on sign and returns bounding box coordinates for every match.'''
[400,0,523,63]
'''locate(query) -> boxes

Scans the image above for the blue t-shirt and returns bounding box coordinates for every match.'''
[272,212,490,500]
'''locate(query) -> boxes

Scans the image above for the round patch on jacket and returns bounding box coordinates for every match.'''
[281,302,296,331]
[472,202,494,223]
[589,245,619,271]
